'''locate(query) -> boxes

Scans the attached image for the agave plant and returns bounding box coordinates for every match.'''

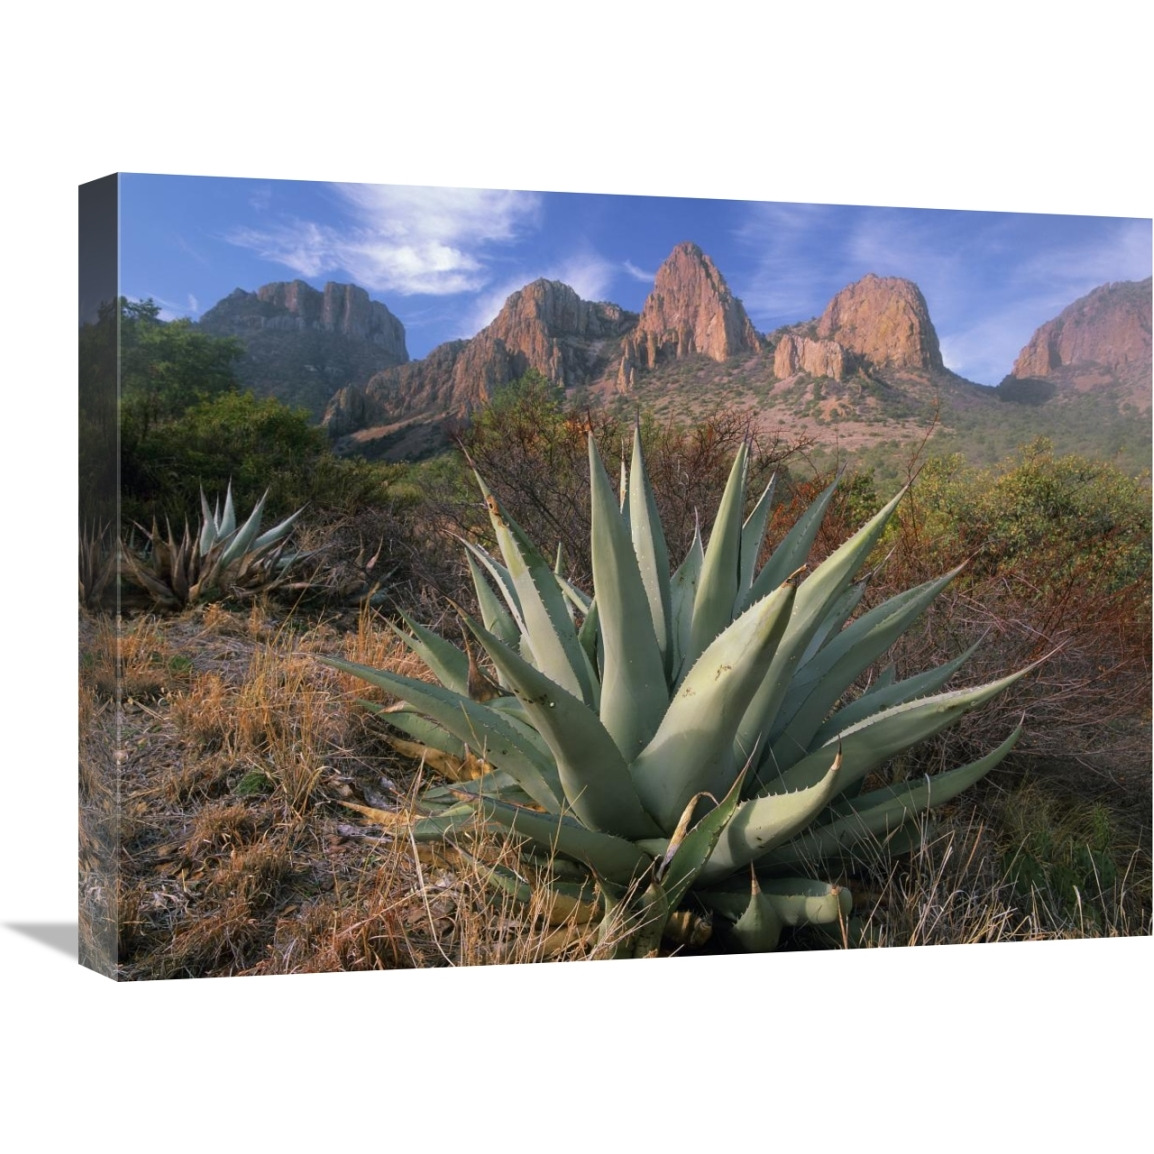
[79,522,118,610]
[326,430,1033,955]
[122,485,304,609]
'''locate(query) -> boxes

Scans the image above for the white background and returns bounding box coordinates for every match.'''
[1,3,1149,1148]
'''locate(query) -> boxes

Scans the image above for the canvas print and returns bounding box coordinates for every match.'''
[79,174,1152,980]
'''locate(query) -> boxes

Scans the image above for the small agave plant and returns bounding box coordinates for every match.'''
[123,485,304,609]
[327,431,1032,955]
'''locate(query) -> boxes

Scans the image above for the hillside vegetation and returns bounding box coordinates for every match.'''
[79,325,1152,978]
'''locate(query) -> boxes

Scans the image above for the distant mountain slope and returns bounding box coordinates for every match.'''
[1003,277,1151,411]
[198,280,408,420]
[189,257,1151,471]
[323,278,636,442]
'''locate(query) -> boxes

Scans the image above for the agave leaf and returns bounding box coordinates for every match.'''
[253,506,304,550]
[198,490,217,554]
[472,795,653,885]
[699,751,842,883]
[770,567,966,765]
[219,482,238,539]
[593,879,635,959]
[794,579,867,669]
[389,610,470,697]
[463,539,523,623]
[748,475,840,602]
[577,597,600,671]
[475,475,597,707]
[170,531,192,606]
[701,877,852,932]
[735,474,778,614]
[729,873,784,952]
[760,728,1021,873]
[433,770,538,808]
[630,580,796,832]
[464,615,662,840]
[657,761,749,913]
[554,542,577,627]
[735,487,908,769]
[775,666,1035,797]
[411,802,480,842]
[218,490,270,568]
[588,435,668,762]
[669,517,703,678]
[810,641,980,748]
[473,858,601,926]
[121,550,181,608]
[557,572,592,617]
[686,440,748,673]
[627,424,674,673]
[369,706,469,760]
[466,551,520,649]
[321,656,562,812]
[630,878,671,958]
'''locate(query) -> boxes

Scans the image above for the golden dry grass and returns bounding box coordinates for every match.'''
[79,605,1151,981]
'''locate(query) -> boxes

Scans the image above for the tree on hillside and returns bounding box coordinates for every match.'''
[116,298,394,528]
[119,297,244,436]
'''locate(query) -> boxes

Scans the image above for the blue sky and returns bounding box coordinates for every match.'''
[120,173,1152,387]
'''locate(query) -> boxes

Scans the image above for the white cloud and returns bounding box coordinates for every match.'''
[623,259,655,284]
[555,253,617,303]
[1007,218,1152,302]
[225,184,544,297]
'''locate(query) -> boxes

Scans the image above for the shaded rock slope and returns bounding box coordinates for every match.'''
[199,280,408,419]
[1004,278,1151,410]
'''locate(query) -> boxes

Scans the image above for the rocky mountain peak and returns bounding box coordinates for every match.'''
[1010,278,1152,401]
[198,280,409,419]
[815,273,943,373]
[201,279,409,356]
[323,279,637,443]
[618,242,762,387]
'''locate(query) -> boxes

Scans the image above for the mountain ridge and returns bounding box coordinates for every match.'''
[188,250,1151,464]
[199,279,408,419]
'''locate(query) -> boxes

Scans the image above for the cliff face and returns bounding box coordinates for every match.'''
[249,281,409,354]
[618,242,761,388]
[1010,278,1152,404]
[815,274,943,373]
[773,334,853,380]
[324,280,636,436]
[199,280,409,419]
[464,278,636,401]
[202,280,408,357]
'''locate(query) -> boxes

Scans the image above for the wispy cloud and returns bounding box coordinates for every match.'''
[225,184,544,297]
[623,259,655,284]
[1006,218,1152,302]
[729,202,858,323]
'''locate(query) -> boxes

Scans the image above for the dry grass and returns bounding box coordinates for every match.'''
[79,603,1150,981]
[79,605,625,979]
[804,779,1151,952]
